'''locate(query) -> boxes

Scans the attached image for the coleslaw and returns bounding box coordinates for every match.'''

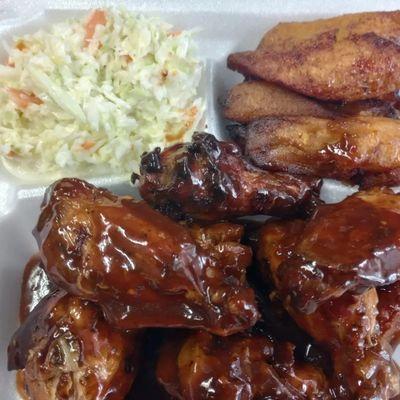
[0,9,204,179]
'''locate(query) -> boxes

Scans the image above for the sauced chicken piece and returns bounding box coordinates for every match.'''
[34,178,259,335]
[8,291,138,400]
[258,219,400,399]
[223,81,400,124]
[156,330,330,400]
[287,291,400,399]
[257,188,400,314]
[222,81,336,123]
[228,11,400,101]
[137,132,321,221]
[378,281,400,346]
[240,115,400,188]
[19,254,56,322]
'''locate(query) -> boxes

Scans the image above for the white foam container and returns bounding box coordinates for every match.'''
[0,1,399,398]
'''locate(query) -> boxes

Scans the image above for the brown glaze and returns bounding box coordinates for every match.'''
[287,290,400,399]
[19,254,56,322]
[241,115,400,188]
[34,178,259,335]
[138,132,321,221]
[257,192,400,399]
[378,281,400,346]
[156,330,330,400]
[228,12,400,101]
[8,291,139,400]
[258,188,400,314]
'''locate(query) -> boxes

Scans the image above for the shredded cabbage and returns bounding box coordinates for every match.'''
[0,9,204,179]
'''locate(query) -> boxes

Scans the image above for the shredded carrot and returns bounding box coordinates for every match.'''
[168,30,182,37]
[185,106,197,118]
[81,140,95,150]
[84,9,107,47]
[7,150,17,157]
[16,41,27,51]
[121,54,134,63]
[6,88,43,109]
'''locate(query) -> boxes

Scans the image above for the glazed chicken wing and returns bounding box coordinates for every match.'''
[378,281,400,346]
[228,11,400,101]
[8,290,138,400]
[257,188,400,314]
[257,205,400,398]
[19,254,56,322]
[156,330,330,400]
[240,115,400,188]
[223,81,400,123]
[34,178,259,335]
[137,132,321,221]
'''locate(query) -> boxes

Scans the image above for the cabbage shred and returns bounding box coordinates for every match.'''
[0,9,204,178]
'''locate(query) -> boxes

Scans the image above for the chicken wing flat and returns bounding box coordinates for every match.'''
[156,330,330,400]
[138,132,321,220]
[222,81,336,123]
[257,188,400,314]
[228,11,400,101]
[8,291,138,400]
[34,178,259,335]
[257,214,400,398]
[242,115,400,188]
[223,81,400,123]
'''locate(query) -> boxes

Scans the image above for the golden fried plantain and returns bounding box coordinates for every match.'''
[242,115,400,187]
[222,81,335,123]
[228,11,400,101]
[223,81,400,123]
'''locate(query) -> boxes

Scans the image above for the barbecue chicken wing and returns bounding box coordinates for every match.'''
[8,290,138,400]
[238,115,400,188]
[137,132,321,220]
[228,11,400,101]
[156,330,330,400]
[378,281,400,346]
[257,188,400,313]
[223,81,400,124]
[257,190,400,399]
[34,178,259,335]
[19,254,56,322]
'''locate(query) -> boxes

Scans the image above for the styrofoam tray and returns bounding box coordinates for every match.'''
[0,1,399,398]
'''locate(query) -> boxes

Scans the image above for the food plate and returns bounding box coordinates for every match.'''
[1,1,400,398]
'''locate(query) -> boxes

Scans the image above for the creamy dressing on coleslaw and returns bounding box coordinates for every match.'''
[0,9,204,179]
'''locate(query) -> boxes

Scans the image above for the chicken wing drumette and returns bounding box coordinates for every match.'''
[137,132,321,221]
